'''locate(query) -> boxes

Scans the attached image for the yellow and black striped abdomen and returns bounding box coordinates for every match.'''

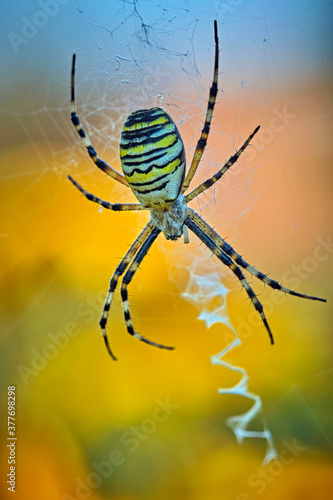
[120,107,186,208]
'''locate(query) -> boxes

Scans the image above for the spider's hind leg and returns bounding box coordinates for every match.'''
[68,175,145,212]
[181,20,219,193]
[70,54,128,187]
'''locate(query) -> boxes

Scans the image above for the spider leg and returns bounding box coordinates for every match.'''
[100,221,155,360]
[185,125,260,202]
[181,20,219,193]
[71,54,128,187]
[187,208,326,302]
[185,215,274,344]
[120,227,175,352]
[68,175,146,211]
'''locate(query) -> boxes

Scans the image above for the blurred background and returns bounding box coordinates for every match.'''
[0,1,332,499]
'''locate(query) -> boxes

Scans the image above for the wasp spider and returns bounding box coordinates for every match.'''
[68,21,326,360]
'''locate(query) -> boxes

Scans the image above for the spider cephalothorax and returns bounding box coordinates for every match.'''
[68,21,326,360]
[150,194,188,241]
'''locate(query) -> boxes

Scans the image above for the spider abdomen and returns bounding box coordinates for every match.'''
[120,107,186,208]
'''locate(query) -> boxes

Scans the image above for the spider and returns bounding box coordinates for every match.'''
[68,21,326,360]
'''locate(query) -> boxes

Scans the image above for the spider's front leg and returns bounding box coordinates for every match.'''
[120,227,175,352]
[185,215,275,344]
[99,221,155,360]
[185,210,326,344]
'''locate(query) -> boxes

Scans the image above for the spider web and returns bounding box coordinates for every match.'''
[1,0,332,485]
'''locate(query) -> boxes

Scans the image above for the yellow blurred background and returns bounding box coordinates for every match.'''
[0,1,332,499]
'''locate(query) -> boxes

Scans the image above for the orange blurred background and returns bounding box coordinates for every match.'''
[0,2,332,499]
